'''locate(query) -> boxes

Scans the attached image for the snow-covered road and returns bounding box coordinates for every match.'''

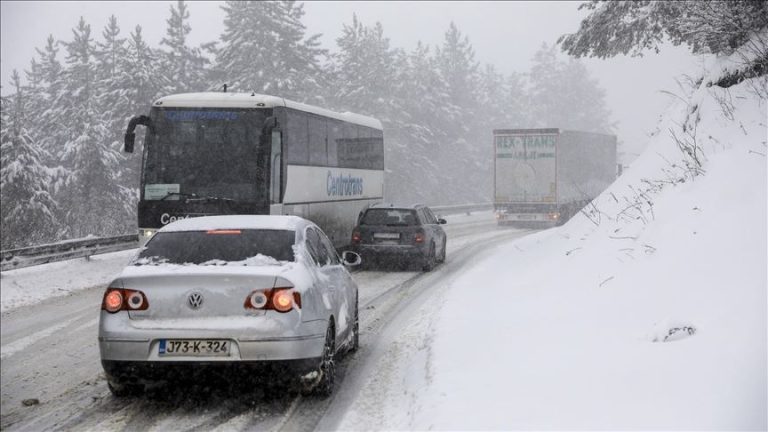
[0,212,536,431]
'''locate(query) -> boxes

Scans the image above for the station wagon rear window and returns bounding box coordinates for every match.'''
[136,229,296,264]
[361,209,419,226]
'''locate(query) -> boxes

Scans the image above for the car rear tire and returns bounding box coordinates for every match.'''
[107,380,143,397]
[303,323,336,397]
[422,243,436,272]
[439,239,446,263]
[350,298,359,353]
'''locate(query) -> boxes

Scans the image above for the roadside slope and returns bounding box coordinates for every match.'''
[338,73,767,429]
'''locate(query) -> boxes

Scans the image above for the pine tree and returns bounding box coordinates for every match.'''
[434,22,485,203]
[528,43,613,133]
[94,15,129,152]
[214,0,326,101]
[118,25,165,195]
[332,14,402,119]
[160,0,209,93]
[0,71,61,248]
[25,35,66,158]
[558,1,768,87]
[391,41,456,204]
[57,17,129,238]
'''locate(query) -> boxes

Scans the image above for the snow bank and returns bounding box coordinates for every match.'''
[0,249,137,312]
[341,73,767,428]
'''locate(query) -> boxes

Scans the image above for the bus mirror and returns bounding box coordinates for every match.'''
[124,115,151,153]
[262,116,280,134]
[124,132,135,153]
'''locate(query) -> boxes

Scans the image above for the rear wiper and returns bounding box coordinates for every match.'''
[159,192,198,201]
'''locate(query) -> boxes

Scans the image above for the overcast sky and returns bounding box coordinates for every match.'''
[1,1,701,162]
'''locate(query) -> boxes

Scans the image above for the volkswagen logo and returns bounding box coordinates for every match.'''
[187,292,204,309]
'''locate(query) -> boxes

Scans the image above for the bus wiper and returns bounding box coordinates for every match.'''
[187,195,236,203]
[159,192,198,201]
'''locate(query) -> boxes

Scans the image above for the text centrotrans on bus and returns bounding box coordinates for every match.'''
[124,92,385,248]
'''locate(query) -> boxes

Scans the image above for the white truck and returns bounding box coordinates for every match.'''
[493,128,617,225]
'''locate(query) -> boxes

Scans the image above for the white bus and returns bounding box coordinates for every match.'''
[124,92,384,248]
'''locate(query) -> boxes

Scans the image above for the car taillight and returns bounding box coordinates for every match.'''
[104,290,123,313]
[351,230,361,244]
[414,232,425,243]
[272,290,294,312]
[102,288,149,313]
[244,287,301,313]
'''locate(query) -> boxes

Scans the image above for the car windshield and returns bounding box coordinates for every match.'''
[135,229,296,264]
[361,209,418,226]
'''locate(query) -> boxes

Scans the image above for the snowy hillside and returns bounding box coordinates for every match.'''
[339,72,767,428]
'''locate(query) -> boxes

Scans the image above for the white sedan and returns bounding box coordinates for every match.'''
[98,215,361,397]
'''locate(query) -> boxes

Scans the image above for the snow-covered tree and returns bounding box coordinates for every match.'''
[560,1,768,58]
[117,25,165,194]
[528,43,613,133]
[214,0,326,101]
[436,22,480,126]
[434,22,487,203]
[331,14,403,119]
[1,71,61,248]
[24,35,66,158]
[160,0,209,93]
[57,17,130,238]
[94,15,129,151]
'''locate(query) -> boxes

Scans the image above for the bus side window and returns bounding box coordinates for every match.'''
[327,119,340,167]
[338,123,359,168]
[286,110,309,165]
[309,115,327,166]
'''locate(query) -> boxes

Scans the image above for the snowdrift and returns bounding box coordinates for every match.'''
[340,68,767,429]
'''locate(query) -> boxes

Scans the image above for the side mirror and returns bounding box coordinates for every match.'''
[124,132,135,153]
[438,218,447,225]
[341,251,362,266]
[124,115,151,153]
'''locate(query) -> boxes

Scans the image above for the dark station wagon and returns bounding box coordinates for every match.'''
[351,204,447,271]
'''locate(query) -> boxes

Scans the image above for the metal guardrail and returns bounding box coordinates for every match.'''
[0,203,492,272]
[1,234,139,272]
[431,203,493,215]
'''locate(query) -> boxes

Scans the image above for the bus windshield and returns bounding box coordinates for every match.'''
[142,108,271,202]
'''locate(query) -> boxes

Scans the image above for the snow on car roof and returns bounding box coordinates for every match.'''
[154,92,383,130]
[158,215,310,232]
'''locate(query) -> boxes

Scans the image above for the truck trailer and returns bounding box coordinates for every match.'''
[493,128,617,226]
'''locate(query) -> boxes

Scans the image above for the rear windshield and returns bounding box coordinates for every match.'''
[135,229,295,265]
[360,209,419,226]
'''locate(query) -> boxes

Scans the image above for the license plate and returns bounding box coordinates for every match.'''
[159,339,231,357]
[374,233,400,239]
[514,214,537,220]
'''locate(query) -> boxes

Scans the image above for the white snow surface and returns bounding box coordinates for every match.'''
[0,249,137,313]
[339,77,767,429]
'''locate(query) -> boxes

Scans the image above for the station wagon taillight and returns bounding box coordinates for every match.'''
[414,232,425,243]
[102,288,149,313]
[244,287,301,313]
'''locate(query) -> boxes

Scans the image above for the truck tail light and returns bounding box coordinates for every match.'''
[244,287,301,312]
[351,230,361,244]
[102,288,149,313]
